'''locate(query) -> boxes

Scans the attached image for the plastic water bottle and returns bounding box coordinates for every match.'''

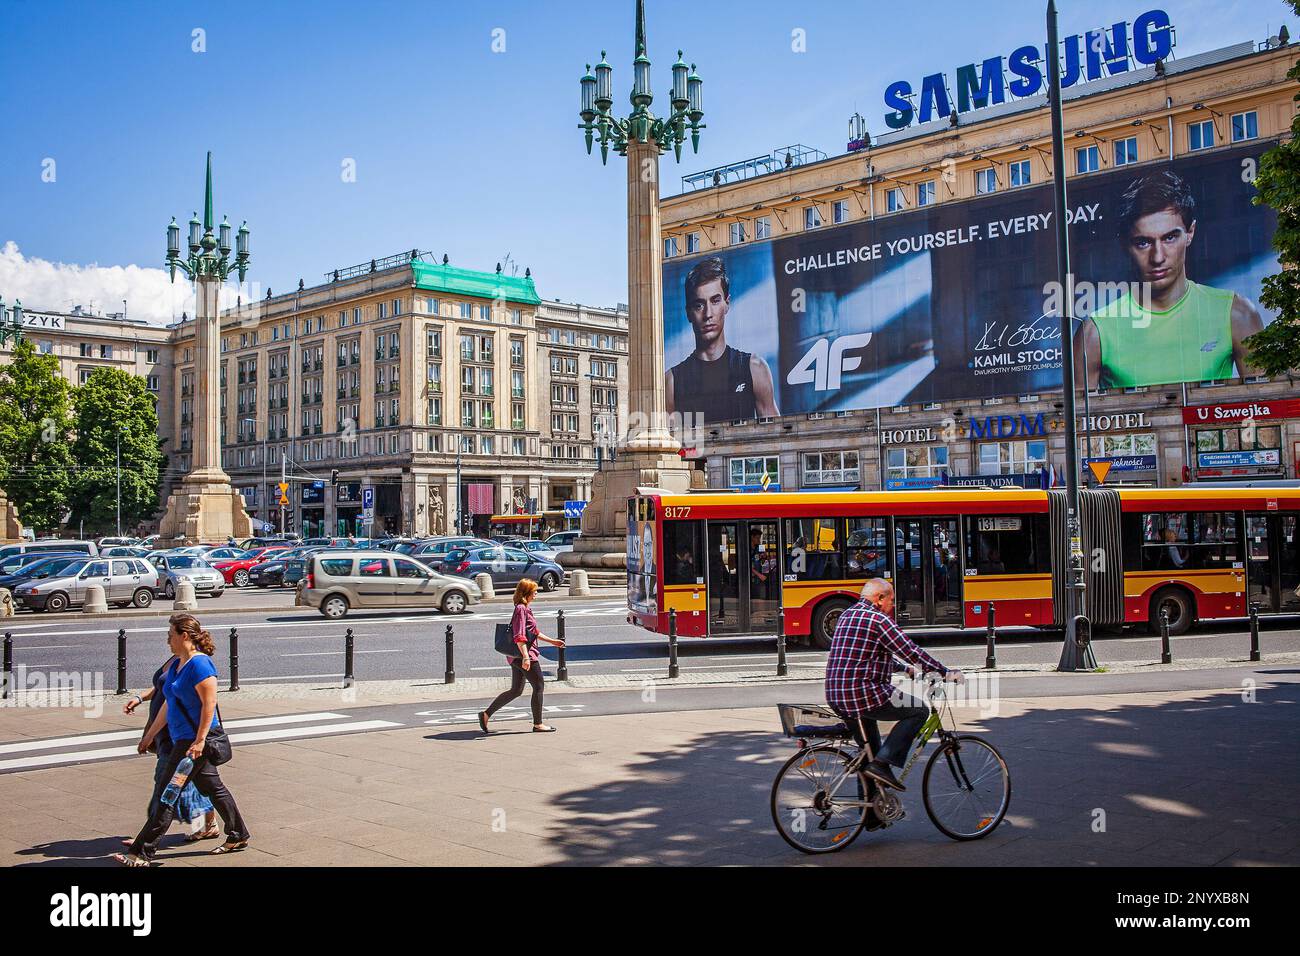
[160,756,194,807]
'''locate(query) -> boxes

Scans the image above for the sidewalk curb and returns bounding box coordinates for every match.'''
[4,651,1295,712]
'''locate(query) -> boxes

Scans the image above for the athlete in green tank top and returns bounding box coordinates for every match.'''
[1088,281,1235,387]
[1073,169,1265,390]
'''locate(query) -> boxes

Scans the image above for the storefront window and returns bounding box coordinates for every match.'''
[885,446,948,480]
[1085,433,1157,457]
[729,456,780,488]
[802,451,860,487]
[1196,426,1281,453]
[977,440,1047,475]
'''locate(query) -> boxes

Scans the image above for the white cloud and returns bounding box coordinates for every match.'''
[0,242,262,326]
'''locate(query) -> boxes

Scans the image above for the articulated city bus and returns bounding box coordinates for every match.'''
[625,487,1300,647]
[487,511,570,540]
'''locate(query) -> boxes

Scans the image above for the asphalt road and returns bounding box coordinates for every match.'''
[2,597,1297,688]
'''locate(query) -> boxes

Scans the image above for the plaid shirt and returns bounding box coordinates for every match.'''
[825,600,948,715]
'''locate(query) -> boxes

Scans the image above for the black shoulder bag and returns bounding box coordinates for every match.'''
[173,682,233,766]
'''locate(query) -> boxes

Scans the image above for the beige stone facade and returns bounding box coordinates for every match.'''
[658,38,1300,492]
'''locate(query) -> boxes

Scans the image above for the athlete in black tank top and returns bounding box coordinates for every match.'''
[669,346,757,421]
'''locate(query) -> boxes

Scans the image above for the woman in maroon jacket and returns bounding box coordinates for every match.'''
[479,578,565,733]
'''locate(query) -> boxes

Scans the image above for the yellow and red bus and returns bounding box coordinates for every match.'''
[626,486,1300,647]
[487,511,571,540]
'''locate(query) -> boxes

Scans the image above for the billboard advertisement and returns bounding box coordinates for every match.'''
[663,141,1280,423]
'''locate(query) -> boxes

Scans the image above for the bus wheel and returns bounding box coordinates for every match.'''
[1148,588,1193,637]
[811,599,853,650]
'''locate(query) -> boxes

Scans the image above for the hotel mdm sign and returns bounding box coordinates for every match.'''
[882,8,1175,129]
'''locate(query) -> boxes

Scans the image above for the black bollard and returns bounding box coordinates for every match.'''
[116,628,128,695]
[444,623,455,684]
[344,627,355,688]
[1249,603,1261,663]
[556,609,568,681]
[776,608,788,677]
[668,608,679,679]
[984,601,998,671]
[1159,608,1172,664]
[228,626,240,692]
[2,631,11,701]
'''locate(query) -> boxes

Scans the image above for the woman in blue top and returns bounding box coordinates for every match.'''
[121,648,218,843]
[114,614,250,866]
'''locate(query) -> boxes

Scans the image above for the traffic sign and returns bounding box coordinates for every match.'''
[362,486,374,510]
[278,481,290,505]
[1087,460,1113,485]
[564,500,588,519]
[361,508,374,523]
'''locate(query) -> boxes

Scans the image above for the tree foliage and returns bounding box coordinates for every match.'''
[1250,9,1300,376]
[0,338,75,531]
[68,367,167,534]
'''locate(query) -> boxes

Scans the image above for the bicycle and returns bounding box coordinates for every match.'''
[770,683,1011,853]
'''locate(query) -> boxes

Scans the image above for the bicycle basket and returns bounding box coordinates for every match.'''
[777,703,851,739]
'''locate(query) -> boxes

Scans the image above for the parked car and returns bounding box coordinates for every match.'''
[0,540,99,565]
[0,554,87,593]
[543,531,580,553]
[208,546,294,587]
[512,539,561,563]
[439,546,565,592]
[13,557,160,612]
[100,546,152,558]
[240,535,301,549]
[247,547,320,588]
[299,550,480,619]
[281,548,328,589]
[96,536,141,549]
[409,537,494,559]
[153,554,227,600]
[0,550,83,575]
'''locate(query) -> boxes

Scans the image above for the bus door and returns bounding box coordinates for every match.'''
[892,517,963,626]
[706,519,780,635]
[1246,513,1300,614]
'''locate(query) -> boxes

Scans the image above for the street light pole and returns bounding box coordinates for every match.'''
[1047,0,1096,671]
[455,438,463,534]
[115,428,122,538]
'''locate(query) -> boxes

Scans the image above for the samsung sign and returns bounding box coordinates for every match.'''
[883,9,1175,129]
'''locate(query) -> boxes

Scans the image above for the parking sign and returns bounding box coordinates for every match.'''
[362,486,374,510]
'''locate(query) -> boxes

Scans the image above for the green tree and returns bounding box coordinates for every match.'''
[68,367,167,534]
[0,338,75,532]
[1250,6,1300,375]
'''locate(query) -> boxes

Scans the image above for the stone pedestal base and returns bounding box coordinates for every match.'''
[559,452,699,571]
[157,478,252,546]
[0,489,24,543]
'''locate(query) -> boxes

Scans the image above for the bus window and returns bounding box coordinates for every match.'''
[1139,512,1239,571]
[663,522,703,585]
[964,515,1047,574]
[783,518,841,581]
[846,518,888,577]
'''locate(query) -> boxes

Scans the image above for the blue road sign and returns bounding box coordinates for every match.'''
[362,486,374,509]
[564,500,588,519]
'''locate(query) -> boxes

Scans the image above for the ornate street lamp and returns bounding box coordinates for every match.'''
[578,1,705,164]
[166,151,250,284]
[0,297,25,347]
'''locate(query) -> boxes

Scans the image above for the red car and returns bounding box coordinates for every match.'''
[209,546,292,588]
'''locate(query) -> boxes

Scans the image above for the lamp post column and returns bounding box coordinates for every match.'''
[191,274,227,483]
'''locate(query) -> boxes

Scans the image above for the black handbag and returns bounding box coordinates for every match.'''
[175,694,233,766]
[494,606,533,657]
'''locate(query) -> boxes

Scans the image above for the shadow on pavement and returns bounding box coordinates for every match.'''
[539,680,1300,866]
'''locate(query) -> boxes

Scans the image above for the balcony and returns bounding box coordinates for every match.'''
[511,418,525,430]
[313,360,322,372]
[388,381,400,394]
[337,357,347,368]
[337,388,347,400]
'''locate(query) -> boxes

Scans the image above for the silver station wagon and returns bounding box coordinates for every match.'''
[13,558,161,612]
[299,550,481,619]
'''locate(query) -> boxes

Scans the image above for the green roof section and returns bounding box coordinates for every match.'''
[411,261,541,306]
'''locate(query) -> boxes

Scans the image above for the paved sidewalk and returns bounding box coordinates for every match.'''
[2,677,1297,866]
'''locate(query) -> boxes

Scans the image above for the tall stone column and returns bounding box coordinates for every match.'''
[561,136,692,572]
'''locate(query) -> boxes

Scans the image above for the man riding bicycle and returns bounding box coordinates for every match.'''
[825,579,964,792]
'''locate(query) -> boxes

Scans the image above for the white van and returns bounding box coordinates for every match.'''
[0,540,99,565]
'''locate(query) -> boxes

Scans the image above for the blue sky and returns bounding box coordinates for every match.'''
[0,0,1287,321]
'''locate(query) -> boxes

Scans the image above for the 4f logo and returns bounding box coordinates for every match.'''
[787,333,873,391]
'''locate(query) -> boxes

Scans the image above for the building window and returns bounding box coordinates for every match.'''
[39,340,54,354]
[511,370,525,398]
[146,375,159,391]
[885,446,949,481]
[802,451,860,487]
[461,400,476,429]
[99,344,113,358]
[1114,135,1138,166]
[975,168,997,194]
[1008,159,1031,188]
[352,307,362,324]
[832,200,849,224]
[509,308,522,325]
[728,456,779,488]
[916,181,935,207]
[1196,425,1281,455]
[728,221,746,245]
[1189,119,1215,151]
[886,187,905,213]
[754,216,771,240]
[663,236,679,259]
[804,205,822,229]
[509,339,524,366]
[1231,110,1258,143]
[685,232,700,253]
[512,402,525,429]
[977,440,1047,475]
[426,328,442,358]
[424,297,441,316]
[1085,432,1157,458]
[1075,145,1100,174]
[146,348,160,363]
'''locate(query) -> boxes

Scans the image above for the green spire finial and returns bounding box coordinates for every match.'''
[634,0,646,59]
[203,151,214,234]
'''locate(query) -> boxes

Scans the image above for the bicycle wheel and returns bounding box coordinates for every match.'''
[922,734,1011,841]
[770,744,869,854]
